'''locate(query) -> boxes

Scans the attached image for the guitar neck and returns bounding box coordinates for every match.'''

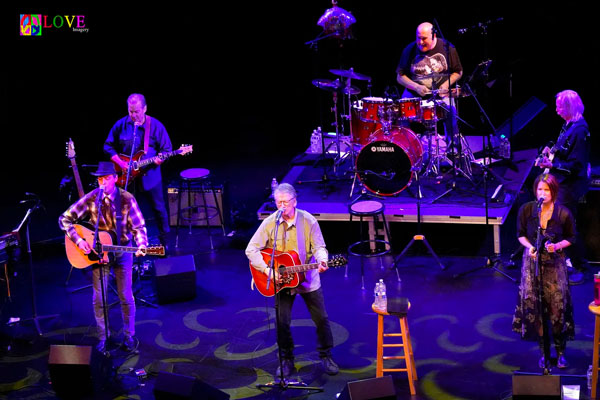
[70,159,85,198]
[136,149,182,168]
[101,244,139,253]
[280,262,321,274]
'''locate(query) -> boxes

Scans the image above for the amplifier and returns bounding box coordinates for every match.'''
[167,186,223,227]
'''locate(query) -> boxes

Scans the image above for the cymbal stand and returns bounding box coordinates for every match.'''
[421,117,450,179]
[426,93,490,205]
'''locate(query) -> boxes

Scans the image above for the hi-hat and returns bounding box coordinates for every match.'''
[312,79,340,90]
[329,68,371,81]
[312,79,360,95]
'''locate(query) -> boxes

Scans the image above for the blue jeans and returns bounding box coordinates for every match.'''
[277,287,334,360]
[92,252,135,340]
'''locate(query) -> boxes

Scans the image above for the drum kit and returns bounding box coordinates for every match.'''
[312,67,474,197]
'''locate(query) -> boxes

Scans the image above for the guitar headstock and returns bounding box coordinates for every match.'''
[328,254,348,268]
[66,138,76,159]
[179,144,193,156]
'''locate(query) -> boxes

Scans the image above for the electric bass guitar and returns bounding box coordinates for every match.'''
[114,144,193,188]
[65,222,164,269]
[249,249,347,297]
[65,138,85,198]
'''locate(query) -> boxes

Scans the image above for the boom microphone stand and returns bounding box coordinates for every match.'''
[256,209,323,394]
[392,168,445,270]
[452,163,516,281]
[9,195,59,335]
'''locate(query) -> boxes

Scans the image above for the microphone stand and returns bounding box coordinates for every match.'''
[534,204,551,373]
[92,188,112,354]
[9,197,59,336]
[256,211,323,394]
[452,164,516,281]
[124,123,139,190]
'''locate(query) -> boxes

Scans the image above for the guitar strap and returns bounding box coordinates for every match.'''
[143,115,152,154]
[295,211,306,264]
[114,188,123,245]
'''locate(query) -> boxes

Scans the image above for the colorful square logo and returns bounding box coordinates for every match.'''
[20,14,42,36]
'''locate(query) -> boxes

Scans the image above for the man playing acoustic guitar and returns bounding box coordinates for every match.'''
[245,183,339,377]
[59,162,148,353]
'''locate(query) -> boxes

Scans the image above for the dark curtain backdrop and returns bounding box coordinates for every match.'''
[3,3,598,243]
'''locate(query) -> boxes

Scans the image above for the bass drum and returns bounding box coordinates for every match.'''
[356,127,423,196]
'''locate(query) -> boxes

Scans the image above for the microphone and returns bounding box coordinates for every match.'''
[536,197,545,207]
[275,207,285,221]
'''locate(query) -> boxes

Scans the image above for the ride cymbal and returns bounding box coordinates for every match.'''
[329,68,371,81]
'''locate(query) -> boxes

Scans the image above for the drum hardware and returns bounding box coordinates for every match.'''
[392,166,446,270]
[312,79,361,96]
[329,67,371,81]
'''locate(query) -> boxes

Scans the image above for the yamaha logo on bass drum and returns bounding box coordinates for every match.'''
[370,145,396,152]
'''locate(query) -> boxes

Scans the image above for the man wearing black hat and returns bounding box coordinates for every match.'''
[59,161,148,352]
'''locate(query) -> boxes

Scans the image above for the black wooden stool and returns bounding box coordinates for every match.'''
[175,168,225,250]
[347,199,394,289]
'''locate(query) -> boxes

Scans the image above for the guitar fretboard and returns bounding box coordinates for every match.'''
[279,262,320,274]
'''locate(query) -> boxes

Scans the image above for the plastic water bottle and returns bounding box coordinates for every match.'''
[378,279,387,312]
[588,365,593,390]
[499,135,510,158]
[373,282,381,308]
[270,178,278,199]
[310,127,322,154]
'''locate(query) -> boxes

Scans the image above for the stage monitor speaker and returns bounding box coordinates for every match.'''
[168,186,223,226]
[153,371,230,399]
[154,255,196,304]
[48,344,93,398]
[338,375,396,400]
[512,374,561,399]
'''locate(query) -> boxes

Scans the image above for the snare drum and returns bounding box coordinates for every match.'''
[420,100,445,122]
[356,126,423,196]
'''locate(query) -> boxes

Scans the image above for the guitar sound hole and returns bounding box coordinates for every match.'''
[281,274,294,285]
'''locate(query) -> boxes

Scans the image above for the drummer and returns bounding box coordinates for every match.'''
[396,22,463,140]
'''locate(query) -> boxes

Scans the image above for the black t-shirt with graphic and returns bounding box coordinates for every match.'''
[396,39,462,98]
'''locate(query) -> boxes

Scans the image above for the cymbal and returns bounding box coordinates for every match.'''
[312,79,340,90]
[312,79,360,95]
[329,68,371,81]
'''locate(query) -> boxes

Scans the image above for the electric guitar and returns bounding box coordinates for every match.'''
[65,223,164,269]
[65,138,85,198]
[114,144,193,188]
[535,142,558,174]
[249,249,347,297]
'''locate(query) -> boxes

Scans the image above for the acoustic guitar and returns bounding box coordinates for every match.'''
[65,223,164,269]
[249,249,347,297]
[114,144,193,188]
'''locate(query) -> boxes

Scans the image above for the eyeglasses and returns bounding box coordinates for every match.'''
[276,198,296,207]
